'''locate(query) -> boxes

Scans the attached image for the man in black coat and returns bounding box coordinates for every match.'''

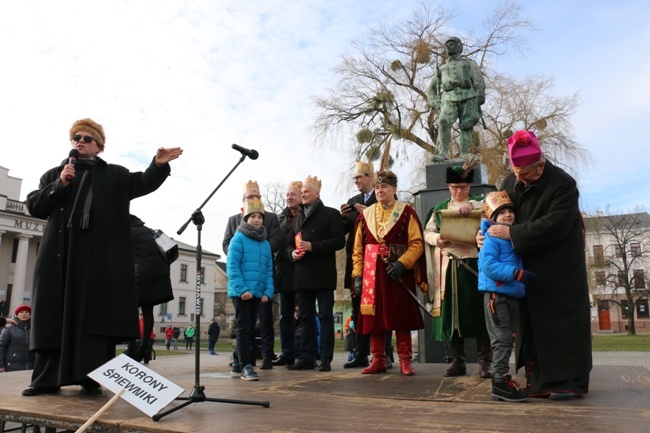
[286,176,345,371]
[487,130,592,401]
[222,180,281,370]
[24,118,182,396]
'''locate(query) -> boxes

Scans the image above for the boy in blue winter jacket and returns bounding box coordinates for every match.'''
[479,191,535,403]
[227,197,274,381]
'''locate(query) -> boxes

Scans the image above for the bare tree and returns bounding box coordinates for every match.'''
[584,209,650,336]
[261,182,286,215]
[313,1,590,184]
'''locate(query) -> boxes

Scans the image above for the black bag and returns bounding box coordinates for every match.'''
[153,229,179,264]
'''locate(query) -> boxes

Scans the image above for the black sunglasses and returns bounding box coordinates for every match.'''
[72,134,94,144]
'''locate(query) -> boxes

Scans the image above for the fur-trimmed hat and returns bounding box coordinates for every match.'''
[507,130,542,167]
[69,118,106,151]
[375,170,397,187]
[353,161,374,176]
[243,197,265,221]
[484,191,514,221]
[287,180,303,192]
[304,175,322,192]
[446,166,474,184]
[14,305,31,316]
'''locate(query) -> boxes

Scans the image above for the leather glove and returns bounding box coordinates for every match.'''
[514,269,536,285]
[353,276,363,297]
[387,261,405,280]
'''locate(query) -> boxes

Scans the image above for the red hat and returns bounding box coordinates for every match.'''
[507,130,542,167]
[14,305,31,316]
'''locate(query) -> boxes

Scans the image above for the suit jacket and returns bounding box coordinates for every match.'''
[342,191,377,288]
[287,199,345,290]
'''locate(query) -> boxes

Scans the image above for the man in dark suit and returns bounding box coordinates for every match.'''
[223,180,282,371]
[286,176,345,371]
[341,162,394,369]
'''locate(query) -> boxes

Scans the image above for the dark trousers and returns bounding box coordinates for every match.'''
[258,296,275,359]
[297,289,334,363]
[350,291,369,357]
[278,291,296,358]
[233,297,261,367]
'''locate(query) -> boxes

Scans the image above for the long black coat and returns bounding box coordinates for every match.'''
[274,207,298,293]
[27,157,170,350]
[342,191,377,289]
[502,161,592,383]
[287,199,345,290]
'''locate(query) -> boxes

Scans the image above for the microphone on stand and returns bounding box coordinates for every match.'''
[66,149,80,181]
[231,144,259,160]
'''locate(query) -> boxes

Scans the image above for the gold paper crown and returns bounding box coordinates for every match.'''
[243,180,260,195]
[483,191,514,220]
[243,197,265,218]
[287,180,303,192]
[304,175,322,192]
[354,161,374,176]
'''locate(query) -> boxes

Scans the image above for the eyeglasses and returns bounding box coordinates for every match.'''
[449,184,469,191]
[245,194,261,200]
[72,134,94,144]
[352,175,365,181]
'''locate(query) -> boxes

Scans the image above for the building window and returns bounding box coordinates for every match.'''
[593,245,604,267]
[179,297,186,316]
[159,303,167,316]
[618,271,626,286]
[180,264,188,282]
[614,245,623,258]
[200,267,206,284]
[621,300,629,319]
[637,300,649,319]
[633,270,645,289]
[595,271,606,285]
[630,242,641,257]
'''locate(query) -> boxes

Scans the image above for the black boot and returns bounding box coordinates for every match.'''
[124,340,144,362]
[477,338,493,379]
[491,375,529,403]
[443,335,466,377]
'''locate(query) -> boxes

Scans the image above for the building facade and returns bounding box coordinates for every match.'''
[584,212,650,334]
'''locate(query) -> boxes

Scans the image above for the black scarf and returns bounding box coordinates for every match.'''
[67,159,96,229]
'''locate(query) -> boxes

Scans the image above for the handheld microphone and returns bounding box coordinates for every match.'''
[66,149,80,181]
[231,143,259,160]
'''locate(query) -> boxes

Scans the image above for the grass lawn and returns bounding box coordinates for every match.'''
[591,334,650,351]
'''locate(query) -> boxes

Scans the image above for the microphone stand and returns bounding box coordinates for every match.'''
[152,153,270,422]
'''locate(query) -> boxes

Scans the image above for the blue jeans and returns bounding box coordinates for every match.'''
[258,297,275,359]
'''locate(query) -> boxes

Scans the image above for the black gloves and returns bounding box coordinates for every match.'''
[514,269,536,284]
[353,276,363,297]
[387,261,405,280]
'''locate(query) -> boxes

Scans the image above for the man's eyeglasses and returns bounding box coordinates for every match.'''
[72,134,94,144]
[449,184,469,191]
[245,194,261,200]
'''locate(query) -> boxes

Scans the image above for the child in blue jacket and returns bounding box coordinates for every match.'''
[479,191,535,403]
[227,197,274,381]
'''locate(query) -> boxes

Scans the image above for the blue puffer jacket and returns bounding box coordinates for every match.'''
[227,228,275,299]
[478,219,526,298]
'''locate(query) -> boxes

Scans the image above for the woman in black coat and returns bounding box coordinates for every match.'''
[23,118,182,396]
[127,215,174,363]
[0,306,34,372]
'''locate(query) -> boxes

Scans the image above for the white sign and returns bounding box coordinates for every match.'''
[88,354,184,417]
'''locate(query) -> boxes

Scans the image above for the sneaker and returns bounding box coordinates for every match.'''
[240,364,259,381]
[230,363,241,378]
[491,375,529,403]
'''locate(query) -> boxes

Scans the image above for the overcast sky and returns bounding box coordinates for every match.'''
[1,0,648,257]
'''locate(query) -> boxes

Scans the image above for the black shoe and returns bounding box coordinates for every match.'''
[286,359,316,370]
[22,386,60,397]
[318,361,331,372]
[386,357,393,369]
[260,357,273,370]
[272,355,295,366]
[443,358,467,377]
[81,382,103,395]
[343,355,369,369]
[549,391,578,401]
[491,375,529,403]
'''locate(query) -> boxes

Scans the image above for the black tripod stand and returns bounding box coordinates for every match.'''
[152,152,270,422]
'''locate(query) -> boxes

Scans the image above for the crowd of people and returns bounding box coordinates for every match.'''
[3,118,591,405]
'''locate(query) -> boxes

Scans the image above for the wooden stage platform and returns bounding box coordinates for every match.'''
[1,351,648,432]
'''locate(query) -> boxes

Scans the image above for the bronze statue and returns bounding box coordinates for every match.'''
[427,37,486,161]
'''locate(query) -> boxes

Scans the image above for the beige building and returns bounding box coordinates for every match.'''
[0,166,219,337]
[584,212,650,334]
